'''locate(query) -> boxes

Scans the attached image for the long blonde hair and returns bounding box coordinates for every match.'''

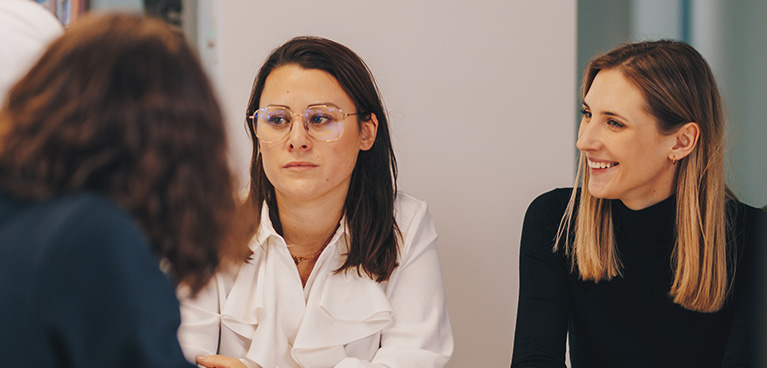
[556,40,734,312]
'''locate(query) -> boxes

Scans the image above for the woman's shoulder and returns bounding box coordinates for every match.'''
[19,193,152,267]
[57,194,141,238]
[739,201,767,219]
[394,190,425,208]
[1,192,164,304]
[728,199,767,235]
[6,192,139,238]
[516,189,576,261]
[391,192,437,256]
[533,187,576,204]
[525,187,576,222]
[727,200,767,256]
[393,191,429,224]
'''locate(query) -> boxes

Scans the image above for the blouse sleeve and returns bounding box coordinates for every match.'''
[338,197,453,368]
[510,189,571,368]
[177,273,225,363]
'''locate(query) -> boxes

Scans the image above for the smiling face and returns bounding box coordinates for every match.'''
[577,68,678,210]
[258,64,377,207]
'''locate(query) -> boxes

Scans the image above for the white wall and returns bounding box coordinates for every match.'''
[196,1,576,366]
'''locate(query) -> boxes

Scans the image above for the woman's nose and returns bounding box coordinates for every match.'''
[575,119,600,152]
[286,116,311,151]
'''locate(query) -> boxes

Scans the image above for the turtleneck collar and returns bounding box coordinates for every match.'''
[611,195,676,242]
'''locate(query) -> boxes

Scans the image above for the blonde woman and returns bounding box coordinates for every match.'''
[511,40,766,367]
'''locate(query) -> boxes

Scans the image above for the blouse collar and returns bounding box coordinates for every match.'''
[252,202,350,252]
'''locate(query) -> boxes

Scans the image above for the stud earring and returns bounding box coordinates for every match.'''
[671,156,677,165]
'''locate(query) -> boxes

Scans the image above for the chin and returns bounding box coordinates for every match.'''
[273,182,318,198]
[586,184,615,200]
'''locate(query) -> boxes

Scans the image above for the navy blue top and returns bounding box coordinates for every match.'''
[511,188,767,368]
[0,192,194,367]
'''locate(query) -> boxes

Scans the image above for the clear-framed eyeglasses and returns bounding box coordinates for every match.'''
[248,104,363,143]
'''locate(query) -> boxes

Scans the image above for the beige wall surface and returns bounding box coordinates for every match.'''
[196,1,577,366]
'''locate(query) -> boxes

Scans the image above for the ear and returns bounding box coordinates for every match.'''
[359,113,378,151]
[669,122,700,161]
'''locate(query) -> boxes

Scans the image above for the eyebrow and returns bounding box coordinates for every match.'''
[308,102,341,109]
[581,102,630,122]
[265,104,291,109]
[264,102,343,110]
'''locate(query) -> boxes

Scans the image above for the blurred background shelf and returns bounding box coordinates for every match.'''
[33,0,196,46]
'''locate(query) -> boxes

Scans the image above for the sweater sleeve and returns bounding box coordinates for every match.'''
[31,198,194,368]
[511,189,572,368]
[720,205,767,367]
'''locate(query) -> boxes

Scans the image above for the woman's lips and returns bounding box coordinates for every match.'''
[283,161,318,169]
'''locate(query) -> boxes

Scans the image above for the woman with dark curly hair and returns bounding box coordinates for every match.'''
[0,13,242,368]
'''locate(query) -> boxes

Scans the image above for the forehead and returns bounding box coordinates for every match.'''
[585,69,647,110]
[260,65,352,109]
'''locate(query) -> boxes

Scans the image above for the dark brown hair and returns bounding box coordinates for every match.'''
[0,13,240,294]
[558,40,734,312]
[244,36,400,282]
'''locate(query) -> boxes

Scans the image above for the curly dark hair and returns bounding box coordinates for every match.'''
[0,13,241,294]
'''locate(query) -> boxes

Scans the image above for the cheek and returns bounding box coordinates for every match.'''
[259,148,280,181]
[621,146,668,180]
[329,146,360,178]
[339,148,360,169]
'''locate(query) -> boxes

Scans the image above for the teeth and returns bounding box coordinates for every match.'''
[588,160,616,169]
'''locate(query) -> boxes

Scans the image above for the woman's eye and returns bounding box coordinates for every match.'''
[268,116,289,126]
[580,109,592,119]
[607,119,625,128]
[308,114,332,126]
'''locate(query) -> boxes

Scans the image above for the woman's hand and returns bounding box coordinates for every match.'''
[195,355,248,368]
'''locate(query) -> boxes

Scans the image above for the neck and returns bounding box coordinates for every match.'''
[620,191,673,211]
[620,170,677,210]
[275,191,345,253]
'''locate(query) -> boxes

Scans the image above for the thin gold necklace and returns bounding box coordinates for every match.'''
[291,242,328,265]
[288,223,338,265]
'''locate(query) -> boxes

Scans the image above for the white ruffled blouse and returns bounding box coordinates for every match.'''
[177,193,453,368]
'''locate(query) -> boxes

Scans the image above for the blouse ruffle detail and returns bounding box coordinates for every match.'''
[178,193,453,368]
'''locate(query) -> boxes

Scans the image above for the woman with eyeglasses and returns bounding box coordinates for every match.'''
[178,36,453,368]
[510,40,767,368]
[0,13,239,367]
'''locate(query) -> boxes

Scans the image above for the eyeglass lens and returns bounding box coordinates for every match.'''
[255,106,345,143]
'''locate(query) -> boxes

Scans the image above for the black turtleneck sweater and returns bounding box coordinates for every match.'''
[511,188,767,368]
